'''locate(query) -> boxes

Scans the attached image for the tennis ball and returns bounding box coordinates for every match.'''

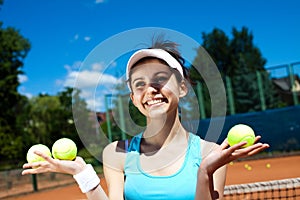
[26,144,52,163]
[227,124,255,148]
[52,138,77,160]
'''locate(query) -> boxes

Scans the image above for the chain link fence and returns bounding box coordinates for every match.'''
[0,168,75,199]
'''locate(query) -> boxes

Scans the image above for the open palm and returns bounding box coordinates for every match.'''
[22,150,86,176]
[201,136,269,174]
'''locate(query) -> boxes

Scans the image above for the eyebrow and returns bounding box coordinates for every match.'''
[132,71,171,85]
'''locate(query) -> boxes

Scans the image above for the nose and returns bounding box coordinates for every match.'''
[145,82,160,95]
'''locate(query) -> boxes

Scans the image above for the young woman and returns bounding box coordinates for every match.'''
[22,40,269,200]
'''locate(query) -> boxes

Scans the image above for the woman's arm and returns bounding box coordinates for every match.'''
[85,182,109,200]
[196,136,269,200]
[22,139,128,200]
[102,141,127,200]
[22,152,109,200]
[212,165,227,199]
[197,141,228,200]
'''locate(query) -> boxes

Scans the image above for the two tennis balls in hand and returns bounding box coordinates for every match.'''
[26,138,77,164]
[227,124,256,148]
[26,124,255,164]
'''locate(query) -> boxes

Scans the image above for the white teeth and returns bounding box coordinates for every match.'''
[147,99,163,105]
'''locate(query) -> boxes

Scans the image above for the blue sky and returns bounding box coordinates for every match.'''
[1,0,300,111]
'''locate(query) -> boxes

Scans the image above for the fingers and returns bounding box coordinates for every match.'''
[231,143,269,158]
[22,167,50,175]
[220,138,229,150]
[220,138,247,150]
[254,135,262,143]
[22,161,50,175]
[246,143,270,156]
[226,141,248,153]
[22,151,55,175]
[23,160,48,169]
[74,156,85,164]
[34,150,55,164]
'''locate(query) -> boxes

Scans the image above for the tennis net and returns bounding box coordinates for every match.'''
[224,178,300,200]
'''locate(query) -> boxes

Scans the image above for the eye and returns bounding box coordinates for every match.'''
[134,81,146,89]
[154,76,168,84]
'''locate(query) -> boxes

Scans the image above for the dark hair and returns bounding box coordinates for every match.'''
[150,35,190,81]
[129,35,190,85]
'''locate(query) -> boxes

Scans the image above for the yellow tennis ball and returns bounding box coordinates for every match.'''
[26,144,52,163]
[52,138,77,160]
[227,124,255,148]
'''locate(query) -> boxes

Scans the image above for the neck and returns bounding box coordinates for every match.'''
[143,111,187,150]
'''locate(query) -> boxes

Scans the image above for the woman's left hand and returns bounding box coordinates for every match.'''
[200,136,269,175]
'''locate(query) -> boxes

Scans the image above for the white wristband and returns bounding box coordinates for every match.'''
[73,164,100,193]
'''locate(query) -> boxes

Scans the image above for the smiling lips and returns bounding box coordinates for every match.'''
[145,98,168,106]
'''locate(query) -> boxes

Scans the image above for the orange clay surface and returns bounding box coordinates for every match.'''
[4,155,300,200]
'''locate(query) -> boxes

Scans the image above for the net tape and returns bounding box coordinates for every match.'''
[224,178,300,195]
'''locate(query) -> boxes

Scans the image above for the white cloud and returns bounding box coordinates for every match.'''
[62,61,123,111]
[18,74,28,83]
[23,92,33,99]
[63,60,120,89]
[71,34,91,43]
[74,34,79,41]
[18,86,33,99]
[84,36,91,41]
[92,62,105,71]
[65,61,82,72]
[85,96,105,111]
[110,61,117,67]
[64,70,119,89]
[55,79,64,86]
[95,0,105,4]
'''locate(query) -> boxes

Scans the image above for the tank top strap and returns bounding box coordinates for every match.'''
[127,132,143,152]
[127,132,201,156]
[187,132,202,166]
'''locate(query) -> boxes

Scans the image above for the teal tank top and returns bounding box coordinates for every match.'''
[124,132,202,200]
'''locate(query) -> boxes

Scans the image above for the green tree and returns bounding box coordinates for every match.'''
[229,27,280,112]
[57,87,84,149]
[72,88,107,161]
[110,81,146,140]
[0,1,31,159]
[0,24,30,128]
[23,88,89,155]
[190,27,281,115]
[26,95,62,146]
[190,29,229,117]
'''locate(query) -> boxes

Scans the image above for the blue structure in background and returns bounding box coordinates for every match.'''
[183,105,300,152]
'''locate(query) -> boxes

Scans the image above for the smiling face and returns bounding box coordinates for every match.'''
[129,58,187,119]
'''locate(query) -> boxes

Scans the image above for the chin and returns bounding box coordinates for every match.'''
[148,109,168,119]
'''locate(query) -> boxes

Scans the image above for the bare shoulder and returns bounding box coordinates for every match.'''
[200,139,220,158]
[103,139,131,171]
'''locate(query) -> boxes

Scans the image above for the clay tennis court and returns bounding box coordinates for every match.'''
[4,155,300,200]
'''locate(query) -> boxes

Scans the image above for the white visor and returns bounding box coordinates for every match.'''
[126,49,184,85]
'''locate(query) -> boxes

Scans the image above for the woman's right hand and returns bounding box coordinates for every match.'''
[22,150,87,176]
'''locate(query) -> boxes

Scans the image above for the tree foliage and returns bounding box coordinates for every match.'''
[0,1,93,166]
[190,27,281,116]
[110,81,146,140]
[0,17,31,160]
[22,88,86,149]
[0,24,30,127]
